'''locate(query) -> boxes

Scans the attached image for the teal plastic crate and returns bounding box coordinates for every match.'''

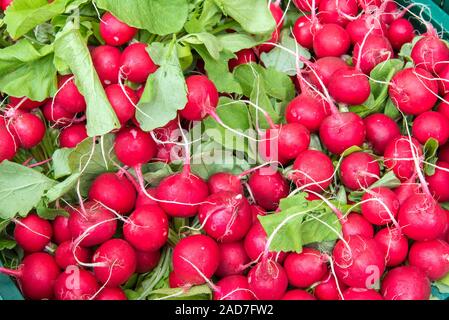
[0,262,24,300]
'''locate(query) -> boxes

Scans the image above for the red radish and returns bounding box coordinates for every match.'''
[427,161,449,202]
[353,35,394,74]
[282,289,316,300]
[284,248,327,288]
[123,205,168,252]
[0,253,60,300]
[394,181,421,205]
[343,287,383,300]
[169,271,187,288]
[1,0,12,11]
[54,267,99,300]
[247,169,289,211]
[374,227,408,267]
[389,68,438,115]
[14,214,52,253]
[275,124,311,161]
[105,84,138,125]
[292,150,334,193]
[135,187,158,208]
[135,250,160,273]
[0,124,17,162]
[59,124,87,148]
[96,287,127,300]
[68,202,117,247]
[332,235,385,288]
[248,260,288,300]
[42,100,75,127]
[412,111,449,145]
[208,172,243,195]
[198,192,252,243]
[411,36,449,73]
[438,66,449,95]
[120,43,158,83]
[314,272,347,300]
[251,205,266,223]
[293,0,322,11]
[228,49,256,71]
[328,68,371,105]
[364,114,401,155]
[55,241,91,269]
[172,235,220,286]
[398,193,447,241]
[92,239,137,287]
[318,0,358,26]
[380,1,399,25]
[244,221,287,262]
[308,57,348,90]
[91,45,121,86]
[384,136,423,181]
[440,142,449,163]
[340,152,380,190]
[408,239,449,280]
[8,110,46,149]
[9,97,45,110]
[361,187,400,225]
[342,213,374,239]
[88,172,137,215]
[346,15,387,45]
[292,15,314,50]
[256,2,284,54]
[381,266,431,300]
[285,94,327,132]
[99,12,137,46]
[53,215,71,244]
[213,275,253,300]
[114,126,157,167]
[179,75,219,121]
[388,18,415,50]
[216,242,250,277]
[55,75,86,114]
[313,24,351,58]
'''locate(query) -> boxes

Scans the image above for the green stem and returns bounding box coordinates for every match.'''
[211,20,238,34]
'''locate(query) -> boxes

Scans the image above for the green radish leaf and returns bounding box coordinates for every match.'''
[182,33,222,60]
[216,33,261,53]
[233,63,265,97]
[0,239,16,251]
[423,138,439,176]
[141,162,176,187]
[95,0,188,36]
[45,173,81,202]
[384,98,401,120]
[36,200,69,220]
[184,0,222,34]
[370,59,404,98]
[0,161,57,219]
[148,285,212,300]
[0,39,57,101]
[249,75,280,129]
[301,209,342,246]
[136,42,188,132]
[348,171,401,202]
[54,21,120,136]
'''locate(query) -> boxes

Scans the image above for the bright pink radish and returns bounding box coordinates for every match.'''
[411,36,449,73]
[384,136,423,181]
[409,239,449,280]
[0,124,17,162]
[179,75,219,121]
[14,213,52,252]
[343,288,383,300]
[292,15,314,50]
[120,43,158,83]
[9,97,45,110]
[54,267,99,300]
[55,75,86,114]
[247,169,289,211]
[1,0,12,11]
[374,227,408,267]
[398,193,447,241]
[248,260,288,300]
[135,250,160,273]
[278,123,311,160]
[332,235,385,288]
[55,241,91,269]
[0,253,60,300]
[346,15,387,45]
[213,275,253,300]
[92,239,137,287]
[135,187,158,208]
[42,100,75,127]
[172,235,219,286]
[216,242,250,277]
[389,68,438,115]
[342,213,374,239]
[361,187,400,225]
[251,205,266,223]
[314,272,347,300]
[340,152,380,190]
[96,287,127,300]
[114,126,157,167]
[9,110,46,149]
[208,172,243,195]
[282,289,316,300]
[123,205,168,252]
[388,18,415,50]
[198,192,252,242]
[328,68,371,105]
[169,271,187,288]
[228,49,256,71]
[244,221,287,262]
[293,0,322,11]
[381,266,431,300]
[285,93,327,132]
[88,172,136,215]
[52,215,71,244]
[380,1,399,25]
[99,12,137,46]
[412,111,449,145]
[91,45,121,86]
[440,142,449,163]
[292,150,334,193]
[318,0,358,26]
[256,2,284,54]
[313,24,351,58]
[427,161,449,202]
[308,57,348,90]
[68,202,117,247]
[364,113,401,154]
[105,84,138,125]
[353,35,394,74]
[394,181,421,205]
[438,66,449,95]
[59,124,87,148]
[284,248,327,288]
